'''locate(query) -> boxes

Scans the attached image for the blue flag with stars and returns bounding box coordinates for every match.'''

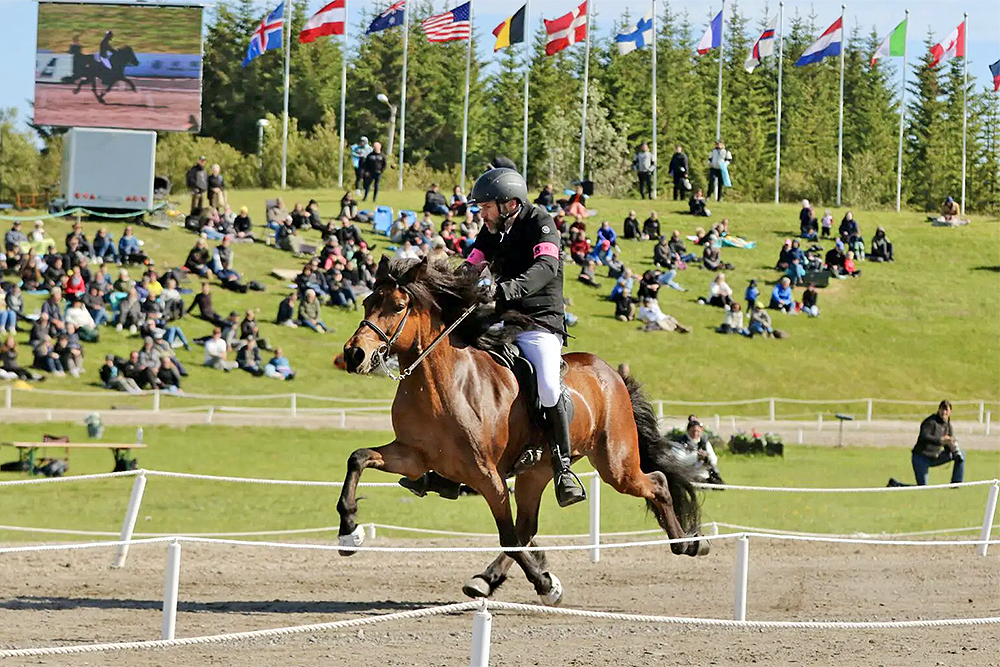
[366,1,406,34]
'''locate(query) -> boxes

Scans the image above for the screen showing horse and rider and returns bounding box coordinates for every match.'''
[34,2,203,132]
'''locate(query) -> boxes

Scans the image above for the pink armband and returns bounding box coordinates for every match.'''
[466,249,487,266]
[533,242,559,259]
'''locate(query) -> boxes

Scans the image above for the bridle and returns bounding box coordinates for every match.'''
[359,299,479,382]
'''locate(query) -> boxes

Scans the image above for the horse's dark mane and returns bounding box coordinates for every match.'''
[377,257,536,351]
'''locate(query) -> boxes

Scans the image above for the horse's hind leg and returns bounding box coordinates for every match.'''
[464,468,550,599]
[336,441,426,556]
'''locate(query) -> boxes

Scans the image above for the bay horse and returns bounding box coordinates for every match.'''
[71,46,139,104]
[338,256,707,605]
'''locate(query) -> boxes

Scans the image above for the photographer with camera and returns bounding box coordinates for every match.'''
[888,400,965,487]
[670,418,725,486]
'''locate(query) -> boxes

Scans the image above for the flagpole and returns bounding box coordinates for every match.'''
[578,2,591,181]
[280,0,293,190]
[835,3,845,207]
[894,9,908,212]
[651,0,658,199]
[775,1,783,204]
[960,13,968,216]
[397,1,410,191]
[338,0,348,189]
[715,0,725,141]
[460,0,474,193]
[522,0,531,179]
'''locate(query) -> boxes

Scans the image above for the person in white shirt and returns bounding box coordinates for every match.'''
[394,241,421,260]
[701,272,734,309]
[65,299,97,338]
[203,327,236,371]
[707,141,733,201]
[637,297,688,333]
[670,420,724,485]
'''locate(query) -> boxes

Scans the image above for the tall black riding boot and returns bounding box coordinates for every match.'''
[398,471,462,500]
[544,394,586,508]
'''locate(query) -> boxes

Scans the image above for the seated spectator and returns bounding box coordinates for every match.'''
[699,273,734,308]
[568,225,591,266]
[335,215,364,248]
[587,239,613,267]
[328,268,358,310]
[825,241,846,276]
[821,209,833,238]
[535,184,556,211]
[689,190,709,217]
[65,299,98,342]
[237,336,265,376]
[636,270,662,301]
[769,277,794,312]
[43,256,66,290]
[264,347,296,380]
[5,284,24,323]
[233,207,255,240]
[839,211,860,242]
[606,250,625,279]
[119,349,157,389]
[652,236,673,268]
[298,289,327,333]
[717,302,747,335]
[614,288,636,322]
[113,268,135,295]
[65,268,86,300]
[267,197,289,229]
[306,199,323,230]
[669,420,723,484]
[32,335,65,375]
[204,327,237,371]
[669,230,696,263]
[775,239,795,270]
[578,259,600,288]
[870,227,894,262]
[610,269,634,302]
[290,202,310,229]
[622,211,640,240]
[239,309,269,350]
[786,258,806,287]
[803,250,823,272]
[1,336,41,381]
[118,226,148,265]
[843,250,861,277]
[157,356,183,393]
[563,185,592,218]
[4,220,26,252]
[596,221,617,247]
[186,283,227,328]
[450,185,468,215]
[41,287,67,332]
[395,240,421,260]
[637,297,689,333]
[642,212,661,240]
[91,228,119,263]
[702,242,733,272]
[339,190,359,220]
[277,292,298,327]
[423,183,449,215]
[213,236,246,293]
[0,292,16,337]
[748,302,774,337]
[19,254,42,290]
[801,283,820,317]
[159,277,185,321]
[30,312,54,346]
[799,200,818,240]
[100,354,141,393]
[56,328,84,376]
[941,196,960,221]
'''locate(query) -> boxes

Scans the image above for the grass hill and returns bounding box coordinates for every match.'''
[5,188,998,414]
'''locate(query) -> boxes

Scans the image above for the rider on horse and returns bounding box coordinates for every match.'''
[400,167,587,508]
[97,31,115,69]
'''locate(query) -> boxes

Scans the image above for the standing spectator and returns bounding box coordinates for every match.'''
[298,289,327,333]
[186,156,208,215]
[204,327,237,372]
[707,140,732,201]
[208,164,227,209]
[889,401,964,487]
[799,200,818,240]
[423,183,449,215]
[744,279,759,314]
[633,142,655,199]
[668,145,689,201]
[361,142,387,202]
[350,136,373,193]
[821,209,833,238]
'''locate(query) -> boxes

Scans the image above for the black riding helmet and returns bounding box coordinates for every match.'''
[468,168,529,207]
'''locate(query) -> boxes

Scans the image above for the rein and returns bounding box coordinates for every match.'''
[361,301,480,382]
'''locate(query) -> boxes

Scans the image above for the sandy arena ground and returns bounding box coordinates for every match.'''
[34,80,200,131]
[0,535,997,666]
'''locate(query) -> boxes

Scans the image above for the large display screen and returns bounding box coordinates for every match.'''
[34,1,204,132]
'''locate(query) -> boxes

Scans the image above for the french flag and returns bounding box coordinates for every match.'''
[696,10,723,55]
[795,17,842,67]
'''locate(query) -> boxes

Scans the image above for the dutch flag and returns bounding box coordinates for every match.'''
[795,17,842,67]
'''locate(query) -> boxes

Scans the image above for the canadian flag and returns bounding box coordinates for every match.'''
[544,2,588,56]
[300,0,346,43]
[930,21,965,68]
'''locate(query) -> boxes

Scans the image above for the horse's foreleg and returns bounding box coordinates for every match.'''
[73,77,84,94]
[124,77,137,92]
[91,78,105,104]
[464,467,550,599]
[336,441,426,556]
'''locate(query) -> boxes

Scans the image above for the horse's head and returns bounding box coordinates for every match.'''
[343,256,428,374]
[115,46,139,68]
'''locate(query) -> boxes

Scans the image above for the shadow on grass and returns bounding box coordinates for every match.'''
[971,265,1000,273]
[1,596,443,615]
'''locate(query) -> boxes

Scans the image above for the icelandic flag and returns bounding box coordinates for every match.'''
[990,59,1000,92]
[696,10,723,55]
[795,16,842,67]
[367,1,406,34]
[745,14,778,73]
[616,11,653,56]
[242,3,284,68]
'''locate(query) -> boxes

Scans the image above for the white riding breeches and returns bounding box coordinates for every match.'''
[515,330,563,408]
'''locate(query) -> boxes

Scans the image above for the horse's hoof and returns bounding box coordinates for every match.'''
[462,576,491,599]
[696,538,711,557]
[539,573,563,607]
[337,525,365,556]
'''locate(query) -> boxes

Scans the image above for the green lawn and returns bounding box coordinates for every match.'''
[0,423,996,542]
[6,189,999,417]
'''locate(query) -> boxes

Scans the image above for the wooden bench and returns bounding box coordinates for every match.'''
[3,441,146,475]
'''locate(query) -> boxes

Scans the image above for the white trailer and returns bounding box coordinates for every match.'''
[61,127,156,211]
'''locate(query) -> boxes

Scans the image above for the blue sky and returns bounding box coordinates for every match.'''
[4,0,998,132]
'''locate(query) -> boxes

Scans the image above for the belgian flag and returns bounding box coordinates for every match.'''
[492,4,526,52]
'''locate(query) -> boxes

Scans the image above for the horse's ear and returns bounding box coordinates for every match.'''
[399,256,428,285]
[375,255,391,282]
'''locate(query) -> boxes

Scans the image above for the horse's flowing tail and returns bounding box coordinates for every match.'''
[621,374,701,534]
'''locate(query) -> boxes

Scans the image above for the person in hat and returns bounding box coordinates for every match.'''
[869,227,894,262]
[4,220,26,252]
[669,419,724,485]
[889,400,965,487]
[748,302,773,337]
[350,136,373,194]
[941,196,960,222]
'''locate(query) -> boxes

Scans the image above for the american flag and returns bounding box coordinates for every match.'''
[421,2,471,42]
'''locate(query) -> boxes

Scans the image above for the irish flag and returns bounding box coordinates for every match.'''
[871,18,907,66]
[930,21,966,67]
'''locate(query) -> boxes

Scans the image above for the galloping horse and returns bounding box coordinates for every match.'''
[71,45,139,104]
[339,256,707,604]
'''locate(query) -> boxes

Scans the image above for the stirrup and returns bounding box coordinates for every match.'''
[554,469,586,508]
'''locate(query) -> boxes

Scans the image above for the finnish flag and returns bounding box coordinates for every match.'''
[616,11,653,56]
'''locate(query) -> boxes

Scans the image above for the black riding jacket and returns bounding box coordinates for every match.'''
[471,204,565,336]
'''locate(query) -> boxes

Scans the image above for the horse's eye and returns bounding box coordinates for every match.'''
[394,302,406,313]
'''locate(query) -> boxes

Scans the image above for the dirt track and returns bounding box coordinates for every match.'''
[0,537,996,666]
[34,80,200,131]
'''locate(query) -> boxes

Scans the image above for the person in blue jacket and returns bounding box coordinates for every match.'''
[768,277,794,312]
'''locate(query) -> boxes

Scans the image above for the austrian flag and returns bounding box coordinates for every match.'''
[300,0,346,43]
[544,2,588,56]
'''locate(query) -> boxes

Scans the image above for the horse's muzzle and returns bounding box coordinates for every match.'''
[344,345,367,374]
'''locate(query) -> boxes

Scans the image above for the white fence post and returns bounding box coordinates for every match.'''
[657,401,664,419]
[797,428,803,444]
[162,540,182,640]
[4,385,11,409]
[589,474,601,564]
[206,407,214,424]
[768,398,775,422]
[979,401,985,423]
[469,602,493,667]
[152,389,161,413]
[986,412,991,436]
[366,523,377,541]
[817,413,823,431]
[866,399,873,422]
[291,393,298,417]
[733,534,749,621]
[714,414,720,431]
[978,482,999,557]
[339,410,347,428]
[113,471,147,569]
